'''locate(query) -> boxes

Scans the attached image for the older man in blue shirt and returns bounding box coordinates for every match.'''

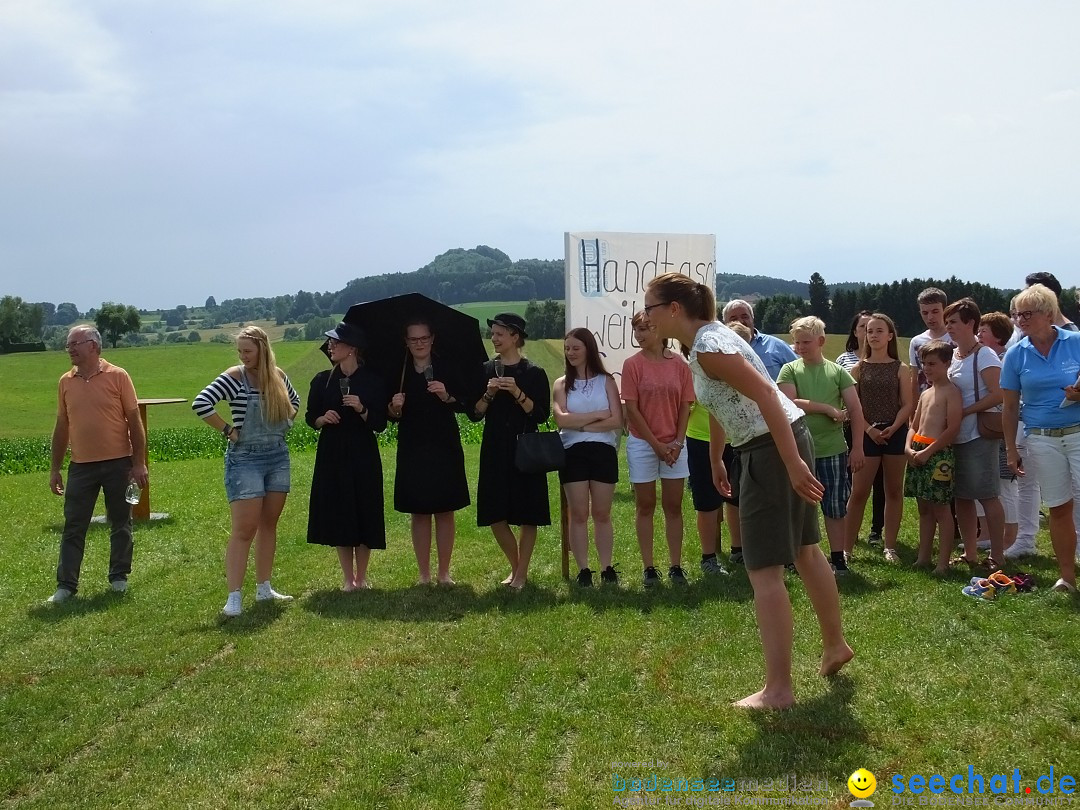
[722,299,797,381]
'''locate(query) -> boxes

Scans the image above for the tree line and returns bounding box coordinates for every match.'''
[749,273,1079,337]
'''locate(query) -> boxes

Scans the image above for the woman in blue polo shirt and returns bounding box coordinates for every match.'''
[1001,284,1080,593]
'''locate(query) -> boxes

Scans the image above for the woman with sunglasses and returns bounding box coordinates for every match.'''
[1002,285,1080,593]
[641,273,852,710]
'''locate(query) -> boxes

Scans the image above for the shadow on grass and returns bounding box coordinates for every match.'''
[40,515,178,535]
[214,600,291,635]
[301,582,561,622]
[26,590,123,622]
[706,674,865,781]
[563,576,756,613]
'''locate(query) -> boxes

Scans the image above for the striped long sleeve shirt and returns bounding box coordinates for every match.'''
[192,369,301,430]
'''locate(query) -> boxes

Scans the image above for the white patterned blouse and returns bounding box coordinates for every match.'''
[688,322,804,448]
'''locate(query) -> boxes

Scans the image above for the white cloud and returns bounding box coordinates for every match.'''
[1,0,1078,308]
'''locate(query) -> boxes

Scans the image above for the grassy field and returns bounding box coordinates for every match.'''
[0,333,898,441]
[1,443,1078,808]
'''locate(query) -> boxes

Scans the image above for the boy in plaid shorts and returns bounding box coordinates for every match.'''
[778,317,866,576]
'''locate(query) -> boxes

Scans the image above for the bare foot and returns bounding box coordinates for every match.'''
[417,576,432,586]
[437,577,455,586]
[732,688,795,710]
[341,582,357,592]
[820,644,855,676]
[913,559,932,570]
[506,577,526,590]
[501,573,514,585]
[932,566,948,576]
[354,580,371,590]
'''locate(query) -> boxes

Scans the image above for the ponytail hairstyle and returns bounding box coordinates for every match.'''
[646,272,717,357]
[236,326,295,424]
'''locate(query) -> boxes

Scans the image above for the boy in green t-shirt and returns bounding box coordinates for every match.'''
[777,317,866,576]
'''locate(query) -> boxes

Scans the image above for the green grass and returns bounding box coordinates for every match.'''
[1,445,1078,807]
[455,301,532,327]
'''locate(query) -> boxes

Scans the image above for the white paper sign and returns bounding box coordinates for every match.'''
[564,231,716,383]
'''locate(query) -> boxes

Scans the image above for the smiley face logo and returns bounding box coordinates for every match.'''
[848,769,877,799]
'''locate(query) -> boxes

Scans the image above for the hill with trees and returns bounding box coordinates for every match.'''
[6,246,1077,350]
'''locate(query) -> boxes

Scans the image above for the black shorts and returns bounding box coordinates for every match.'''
[558,441,619,485]
[862,424,907,457]
[686,437,724,512]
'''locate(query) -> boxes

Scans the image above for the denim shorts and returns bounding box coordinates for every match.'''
[224,440,291,502]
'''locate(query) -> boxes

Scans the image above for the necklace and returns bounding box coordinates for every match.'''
[75,362,103,383]
[581,372,592,394]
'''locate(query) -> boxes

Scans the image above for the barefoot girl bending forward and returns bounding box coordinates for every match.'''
[643,273,853,709]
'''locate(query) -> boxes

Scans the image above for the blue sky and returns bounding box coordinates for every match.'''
[2,1,1078,311]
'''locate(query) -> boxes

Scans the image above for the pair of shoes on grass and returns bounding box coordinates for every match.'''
[962,570,1020,601]
[642,566,688,588]
[222,582,293,617]
[577,566,619,587]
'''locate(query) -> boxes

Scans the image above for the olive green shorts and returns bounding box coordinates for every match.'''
[735,419,821,570]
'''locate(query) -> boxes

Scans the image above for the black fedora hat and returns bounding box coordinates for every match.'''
[324,321,367,349]
[487,312,528,339]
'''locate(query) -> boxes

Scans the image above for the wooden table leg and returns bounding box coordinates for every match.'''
[133,403,150,521]
[560,487,569,580]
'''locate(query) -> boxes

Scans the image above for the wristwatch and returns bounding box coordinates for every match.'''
[221,425,234,438]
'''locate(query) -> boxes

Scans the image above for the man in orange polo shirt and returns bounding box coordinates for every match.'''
[47,325,148,603]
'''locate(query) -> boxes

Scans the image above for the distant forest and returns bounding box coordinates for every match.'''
[4,245,1075,350]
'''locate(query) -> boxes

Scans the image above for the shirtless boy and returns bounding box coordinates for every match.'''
[904,341,963,573]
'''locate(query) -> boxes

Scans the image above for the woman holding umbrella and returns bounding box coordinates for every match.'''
[389,317,471,585]
[473,313,551,589]
[306,322,388,591]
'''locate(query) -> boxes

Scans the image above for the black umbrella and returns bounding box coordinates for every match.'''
[341,293,488,394]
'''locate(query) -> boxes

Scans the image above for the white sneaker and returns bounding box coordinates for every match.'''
[110,580,128,593]
[47,587,73,604]
[255,581,293,603]
[1004,540,1036,559]
[1051,578,1078,594]
[222,590,243,617]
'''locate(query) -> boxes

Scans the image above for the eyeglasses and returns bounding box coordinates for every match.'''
[65,339,94,349]
[1010,310,1036,322]
[406,335,433,345]
[640,302,669,316]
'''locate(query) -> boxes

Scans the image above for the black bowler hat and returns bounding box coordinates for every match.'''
[487,312,528,339]
[324,321,367,349]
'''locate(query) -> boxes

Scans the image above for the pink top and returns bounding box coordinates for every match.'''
[621,351,695,443]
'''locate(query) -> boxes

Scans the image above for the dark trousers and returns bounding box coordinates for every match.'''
[57,457,133,593]
[871,465,885,535]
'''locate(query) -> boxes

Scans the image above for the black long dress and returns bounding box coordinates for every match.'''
[392,360,471,514]
[306,366,388,548]
[475,357,551,527]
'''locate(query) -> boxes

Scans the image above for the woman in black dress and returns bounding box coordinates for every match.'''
[306,322,388,590]
[388,317,471,585]
[472,313,551,589]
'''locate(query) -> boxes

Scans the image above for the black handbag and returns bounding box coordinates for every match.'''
[515,431,565,474]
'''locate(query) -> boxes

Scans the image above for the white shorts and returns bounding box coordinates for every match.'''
[1026,430,1080,508]
[626,434,689,484]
